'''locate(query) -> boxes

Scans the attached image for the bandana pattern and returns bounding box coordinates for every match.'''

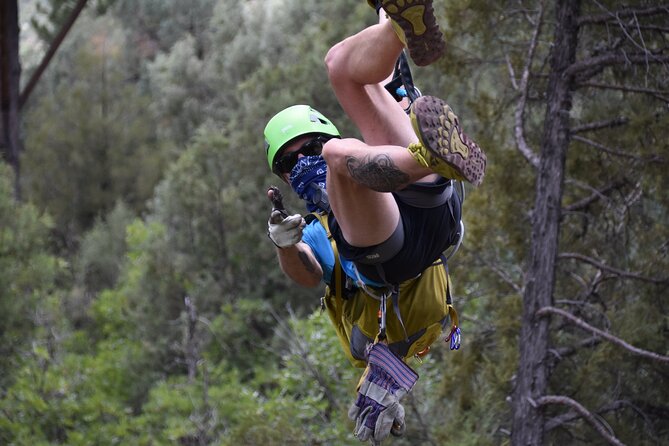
[289,156,329,212]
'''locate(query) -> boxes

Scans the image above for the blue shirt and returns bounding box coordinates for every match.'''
[301,219,381,287]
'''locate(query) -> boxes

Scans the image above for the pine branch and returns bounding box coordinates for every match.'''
[533,395,625,445]
[536,306,669,364]
[512,1,544,169]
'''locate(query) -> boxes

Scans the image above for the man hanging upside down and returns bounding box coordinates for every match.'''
[263,1,486,443]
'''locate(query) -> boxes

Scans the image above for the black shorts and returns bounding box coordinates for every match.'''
[328,178,462,284]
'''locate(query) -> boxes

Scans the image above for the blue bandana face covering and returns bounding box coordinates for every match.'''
[289,155,329,212]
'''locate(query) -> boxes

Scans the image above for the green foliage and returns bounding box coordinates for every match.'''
[7,0,668,445]
[0,165,63,389]
[75,201,135,292]
[31,0,82,43]
[22,13,166,246]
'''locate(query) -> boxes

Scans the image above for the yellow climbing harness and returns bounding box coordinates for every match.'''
[310,211,460,368]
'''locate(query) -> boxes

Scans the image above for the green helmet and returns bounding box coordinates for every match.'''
[263,105,340,172]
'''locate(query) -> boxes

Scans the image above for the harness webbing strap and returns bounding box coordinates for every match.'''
[312,212,460,350]
[310,212,345,327]
[372,262,409,342]
[438,254,460,348]
[384,51,420,110]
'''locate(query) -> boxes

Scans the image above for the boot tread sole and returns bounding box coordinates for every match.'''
[382,0,445,66]
[412,96,487,186]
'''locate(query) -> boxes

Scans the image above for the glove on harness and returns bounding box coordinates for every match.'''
[348,342,418,444]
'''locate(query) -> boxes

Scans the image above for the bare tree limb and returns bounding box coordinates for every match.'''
[566,52,669,78]
[184,296,200,382]
[578,5,669,26]
[477,254,523,294]
[576,81,669,101]
[537,306,669,364]
[572,135,666,163]
[555,299,611,329]
[551,336,602,360]
[272,306,341,414]
[563,180,624,212]
[534,395,625,445]
[559,252,669,284]
[506,54,519,90]
[19,0,89,107]
[513,1,544,169]
[545,400,627,432]
[405,393,438,446]
[571,117,629,134]
[636,24,669,33]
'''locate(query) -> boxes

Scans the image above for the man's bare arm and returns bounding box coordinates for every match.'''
[276,241,323,287]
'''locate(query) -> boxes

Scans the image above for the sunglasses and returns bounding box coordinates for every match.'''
[273,136,328,175]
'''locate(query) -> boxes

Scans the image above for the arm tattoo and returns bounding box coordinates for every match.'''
[298,251,319,277]
[345,154,410,192]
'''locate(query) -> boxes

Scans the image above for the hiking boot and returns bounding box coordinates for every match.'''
[408,96,486,186]
[380,0,445,66]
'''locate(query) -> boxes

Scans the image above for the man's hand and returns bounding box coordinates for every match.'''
[267,187,305,249]
[348,343,418,444]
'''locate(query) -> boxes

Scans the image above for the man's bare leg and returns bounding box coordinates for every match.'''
[322,17,437,248]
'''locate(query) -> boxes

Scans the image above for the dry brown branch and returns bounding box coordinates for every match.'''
[566,53,669,78]
[20,0,90,107]
[559,252,669,284]
[563,180,624,212]
[405,393,439,446]
[551,336,602,360]
[534,395,625,445]
[272,307,341,413]
[512,1,544,169]
[578,5,669,26]
[537,306,669,364]
[184,296,200,383]
[545,400,627,433]
[577,81,669,101]
[637,24,669,33]
[478,254,523,294]
[572,135,665,163]
[506,54,519,90]
[555,299,610,328]
[571,117,629,134]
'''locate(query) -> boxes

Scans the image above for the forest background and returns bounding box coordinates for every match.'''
[1,0,668,445]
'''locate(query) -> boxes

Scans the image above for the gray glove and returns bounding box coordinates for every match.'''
[267,211,305,248]
[348,343,418,444]
[266,186,304,248]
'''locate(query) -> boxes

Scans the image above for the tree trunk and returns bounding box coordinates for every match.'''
[0,0,22,199]
[512,1,581,444]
